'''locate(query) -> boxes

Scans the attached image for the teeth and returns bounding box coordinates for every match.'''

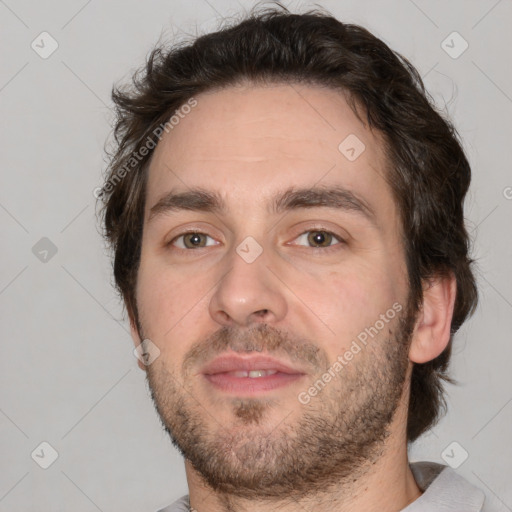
[227,369,278,378]
[248,370,276,378]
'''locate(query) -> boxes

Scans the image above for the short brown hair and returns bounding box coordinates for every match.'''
[100,3,478,442]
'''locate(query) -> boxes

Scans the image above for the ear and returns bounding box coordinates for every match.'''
[409,272,457,364]
[129,311,147,372]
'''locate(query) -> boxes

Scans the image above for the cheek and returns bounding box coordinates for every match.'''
[298,261,400,350]
[135,259,208,345]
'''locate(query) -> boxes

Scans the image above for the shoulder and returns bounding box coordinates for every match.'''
[406,461,487,511]
[154,494,190,512]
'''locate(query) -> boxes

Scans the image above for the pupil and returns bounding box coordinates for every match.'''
[189,233,202,246]
[311,231,328,246]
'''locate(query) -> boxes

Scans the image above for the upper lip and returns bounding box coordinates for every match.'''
[201,353,306,375]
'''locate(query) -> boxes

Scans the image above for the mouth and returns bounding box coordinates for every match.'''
[201,353,307,395]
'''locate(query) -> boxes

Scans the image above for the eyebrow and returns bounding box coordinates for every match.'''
[148,184,377,226]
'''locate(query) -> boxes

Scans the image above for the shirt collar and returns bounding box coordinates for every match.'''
[403,461,486,511]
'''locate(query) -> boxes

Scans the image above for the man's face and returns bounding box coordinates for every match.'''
[133,83,416,498]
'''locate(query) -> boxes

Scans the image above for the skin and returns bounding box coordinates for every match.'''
[130,82,457,512]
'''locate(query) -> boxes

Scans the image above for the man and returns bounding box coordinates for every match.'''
[100,4,487,511]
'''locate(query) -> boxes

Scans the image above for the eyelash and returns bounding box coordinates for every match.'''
[167,228,345,253]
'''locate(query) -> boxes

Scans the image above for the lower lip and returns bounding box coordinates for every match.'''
[204,372,304,394]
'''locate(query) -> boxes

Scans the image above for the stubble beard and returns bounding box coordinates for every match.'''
[143,305,416,501]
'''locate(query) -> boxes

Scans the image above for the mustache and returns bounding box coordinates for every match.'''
[181,323,327,375]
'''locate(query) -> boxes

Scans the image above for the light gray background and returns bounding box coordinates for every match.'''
[1,0,511,510]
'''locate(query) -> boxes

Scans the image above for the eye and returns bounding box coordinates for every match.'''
[166,229,344,252]
[292,230,344,250]
[169,231,218,250]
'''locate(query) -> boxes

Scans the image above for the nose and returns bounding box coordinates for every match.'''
[208,242,287,328]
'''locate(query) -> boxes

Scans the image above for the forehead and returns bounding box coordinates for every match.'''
[145,83,394,221]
